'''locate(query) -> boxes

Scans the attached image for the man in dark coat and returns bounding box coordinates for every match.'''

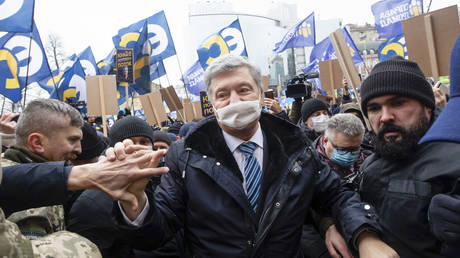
[115,54,398,257]
[358,55,460,258]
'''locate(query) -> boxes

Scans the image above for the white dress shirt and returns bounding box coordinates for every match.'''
[221,123,264,194]
[121,123,264,225]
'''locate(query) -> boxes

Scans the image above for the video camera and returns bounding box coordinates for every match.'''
[285,72,319,98]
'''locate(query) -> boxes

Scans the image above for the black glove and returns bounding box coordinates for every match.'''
[429,193,460,244]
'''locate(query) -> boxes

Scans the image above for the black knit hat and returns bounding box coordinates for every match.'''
[153,131,172,146]
[360,56,435,117]
[168,121,183,135]
[76,123,108,161]
[301,98,330,122]
[108,116,154,146]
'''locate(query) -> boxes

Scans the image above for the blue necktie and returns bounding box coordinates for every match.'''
[239,142,262,212]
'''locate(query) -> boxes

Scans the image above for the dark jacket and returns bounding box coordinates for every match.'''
[0,162,70,215]
[358,141,460,258]
[114,113,380,257]
[68,181,181,258]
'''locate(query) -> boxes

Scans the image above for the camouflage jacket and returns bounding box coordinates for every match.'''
[3,146,65,239]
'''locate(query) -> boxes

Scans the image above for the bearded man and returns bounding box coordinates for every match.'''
[358,56,460,258]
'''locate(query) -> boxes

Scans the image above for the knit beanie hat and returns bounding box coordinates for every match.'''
[108,116,153,146]
[360,56,435,117]
[153,131,172,146]
[301,98,330,122]
[168,121,183,135]
[76,123,108,161]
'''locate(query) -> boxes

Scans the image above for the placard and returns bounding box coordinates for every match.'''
[139,91,168,126]
[329,29,362,103]
[159,86,183,111]
[86,75,118,116]
[402,5,460,79]
[319,59,343,96]
[116,49,134,83]
[199,91,214,117]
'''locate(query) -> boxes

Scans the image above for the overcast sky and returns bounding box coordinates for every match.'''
[33,0,458,84]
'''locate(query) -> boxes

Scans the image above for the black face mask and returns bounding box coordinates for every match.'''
[374,113,430,161]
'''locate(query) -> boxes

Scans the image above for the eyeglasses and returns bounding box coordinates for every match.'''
[329,139,360,154]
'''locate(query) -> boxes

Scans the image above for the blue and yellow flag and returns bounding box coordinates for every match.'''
[0,0,34,32]
[78,46,99,76]
[197,19,247,70]
[49,60,86,103]
[0,23,50,102]
[97,48,116,75]
[377,34,407,61]
[113,20,151,94]
[273,12,315,53]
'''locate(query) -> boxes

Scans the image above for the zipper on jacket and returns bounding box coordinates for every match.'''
[182,147,192,178]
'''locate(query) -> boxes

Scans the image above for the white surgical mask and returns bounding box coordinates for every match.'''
[312,114,329,133]
[215,100,261,130]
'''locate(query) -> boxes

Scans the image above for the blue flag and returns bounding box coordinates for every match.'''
[113,20,151,94]
[197,19,247,70]
[37,69,63,94]
[0,23,50,102]
[309,29,363,66]
[146,10,176,63]
[371,0,423,39]
[305,29,362,95]
[0,0,34,32]
[97,48,116,75]
[150,60,166,81]
[182,61,206,96]
[50,60,86,103]
[273,12,315,53]
[377,34,407,61]
[78,46,99,76]
[113,11,176,64]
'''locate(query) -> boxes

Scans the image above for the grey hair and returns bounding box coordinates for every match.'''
[16,99,83,147]
[203,54,262,103]
[325,113,365,141]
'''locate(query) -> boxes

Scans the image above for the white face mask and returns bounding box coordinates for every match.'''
[215,100,261,130]
[312,114,329,133]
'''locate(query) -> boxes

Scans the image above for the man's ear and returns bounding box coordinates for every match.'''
[27,132,46,154]
[323,135,329,146]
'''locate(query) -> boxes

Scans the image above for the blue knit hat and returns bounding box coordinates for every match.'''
[420,35,460,144]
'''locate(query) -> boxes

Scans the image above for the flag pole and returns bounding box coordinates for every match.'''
[163,11,189,98]
[22,30,34,107]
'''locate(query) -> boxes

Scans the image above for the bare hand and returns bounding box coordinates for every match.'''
[433,87,447,108]
[0,113,19,134]
[325,224,353,258]
[263,98,283,114]
[358,232,399,258]
[105,139,149,161]
[68,149,168,212]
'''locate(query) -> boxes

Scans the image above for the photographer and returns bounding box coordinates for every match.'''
[285,73,316,124]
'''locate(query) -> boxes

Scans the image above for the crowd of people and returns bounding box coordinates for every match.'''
[0,35,459,257]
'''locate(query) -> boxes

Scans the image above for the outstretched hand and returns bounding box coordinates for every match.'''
[68,143,168,213]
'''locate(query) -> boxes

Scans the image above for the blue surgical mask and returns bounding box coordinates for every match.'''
[330,149,359,167]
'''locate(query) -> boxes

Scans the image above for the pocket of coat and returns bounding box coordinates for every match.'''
[387,179,433,199]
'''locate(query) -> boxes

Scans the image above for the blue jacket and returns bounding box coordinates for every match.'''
[0,161,69,216]
[114,113,380,257]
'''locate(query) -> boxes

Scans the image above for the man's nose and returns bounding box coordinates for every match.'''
[380,106,395,123]
[229,91,240,104]
[75,143,82,155]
